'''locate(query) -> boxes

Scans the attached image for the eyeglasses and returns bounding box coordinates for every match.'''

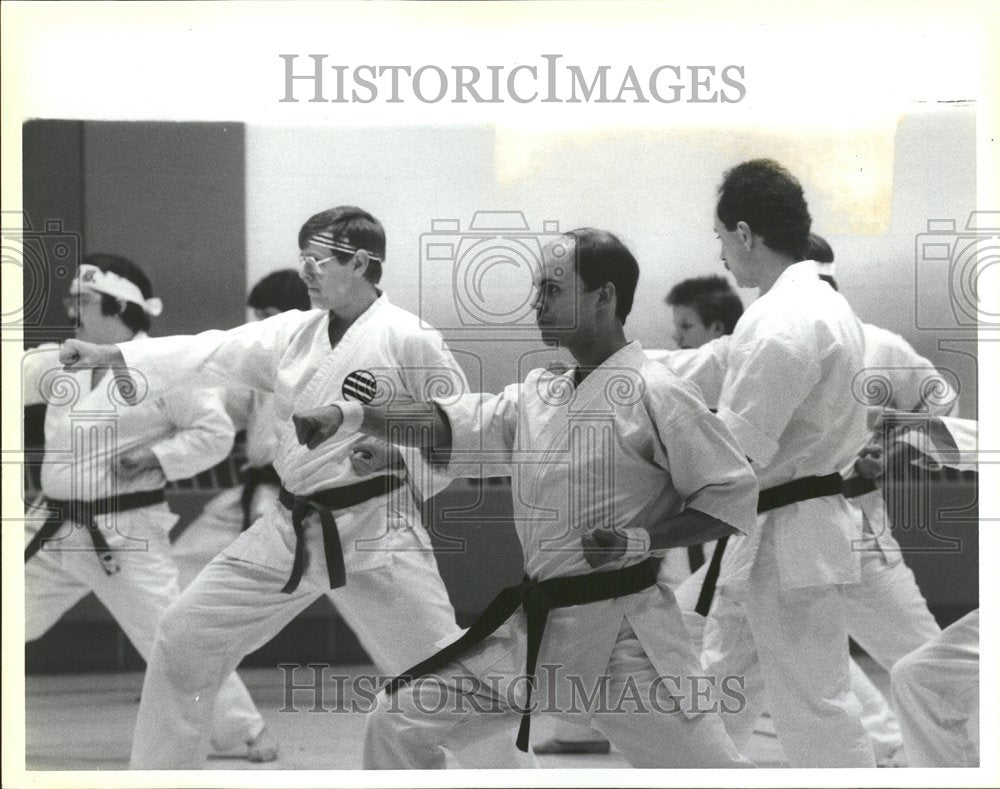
[62,293,98,312]
[298,253,340,271]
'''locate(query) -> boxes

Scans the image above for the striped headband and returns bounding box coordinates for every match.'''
[69,264,163,317]
[309,232,383,264]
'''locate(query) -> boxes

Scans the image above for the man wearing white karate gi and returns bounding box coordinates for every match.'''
[293,227,760,768]
[25,254,276,762]
[61,208,533,769]
[672,236,959,766]
[666,160,876,767]
[533,272,746,756]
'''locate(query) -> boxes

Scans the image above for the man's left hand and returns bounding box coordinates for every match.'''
[581,527,627,568]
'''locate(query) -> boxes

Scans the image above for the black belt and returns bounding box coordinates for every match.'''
[843,474,878,499]
[386,556,662,753]
[24,489,167,575]
[277,475,404,594]
[695,472,844,616]
[240,463,281,532]
[687,544,706,573]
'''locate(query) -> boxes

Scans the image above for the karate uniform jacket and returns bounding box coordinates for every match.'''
[117,295,466,575]
[432,341,759,707]
[660,261,870,590]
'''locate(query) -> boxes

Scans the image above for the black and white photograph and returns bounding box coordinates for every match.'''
[2,3,997,787]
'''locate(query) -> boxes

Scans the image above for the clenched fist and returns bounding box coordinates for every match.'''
[60,338,124,370]
[581,526,628,568]
[293,405,345,450]
[117,447,161,480]
[350,439,403,476]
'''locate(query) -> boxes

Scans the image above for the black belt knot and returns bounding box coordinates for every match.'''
[695,471,848,616]
[24,489,167,575]
[277,475,404,594]
[386,556,662,752]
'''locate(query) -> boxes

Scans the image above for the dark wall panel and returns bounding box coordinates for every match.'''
[82,122,247,335]
[21,119,85,345]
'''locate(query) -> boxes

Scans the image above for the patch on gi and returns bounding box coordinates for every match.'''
[342,369,377,403]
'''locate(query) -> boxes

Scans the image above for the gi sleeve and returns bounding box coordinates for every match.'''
[148,387,236,481]
[717,329,821,468]
[392,332,473,500]
[21,344,62,407]
[897,415,978,472]
[657,335,730,409]
[877,332,960,417]
[117,309,307,395]
[433,384,522,480]
[646,375,759,537]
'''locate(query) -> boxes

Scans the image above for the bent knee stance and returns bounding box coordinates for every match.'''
[363,689,450,769]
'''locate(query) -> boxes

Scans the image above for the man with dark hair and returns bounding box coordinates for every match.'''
[663,159,876,766]
[665,274,744,349]
[80,253,157,334]
[247,268,312,318]
[533,271,746,756]
[292,228,758,768]
[297,205,385,286]
[61,207,532,770]
[23,255,276,762]
[715,159,812,261]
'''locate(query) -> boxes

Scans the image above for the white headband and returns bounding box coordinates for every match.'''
[310,232,383,264]
[70,264,163,317]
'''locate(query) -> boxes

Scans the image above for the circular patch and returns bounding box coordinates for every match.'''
[342,369,377,404]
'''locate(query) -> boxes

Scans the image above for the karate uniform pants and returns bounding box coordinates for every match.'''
[363,616,754,769]
[172,484,281,588]
[129,514,534,769]
[890,610,979,767]
[700,528,876,767]
[25,504,264,753]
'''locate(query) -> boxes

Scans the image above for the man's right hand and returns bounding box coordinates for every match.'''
[59,339,124,370]
[292,405,345,450]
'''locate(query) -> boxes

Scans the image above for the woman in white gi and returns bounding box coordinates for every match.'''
[60,208,532,770]
[293,228,760,768]
[24,254,276,762]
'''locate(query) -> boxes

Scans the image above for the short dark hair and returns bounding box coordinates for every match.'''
[298,206,386,285]
[804,232,839,290]
[563,228,639,324]
[665,274,744,335]
[805,232,834,264]
[85,253,153,334]
[716,159,811,260]
[248,269,311,312]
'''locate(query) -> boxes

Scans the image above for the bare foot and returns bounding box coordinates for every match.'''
[246,726,279,763]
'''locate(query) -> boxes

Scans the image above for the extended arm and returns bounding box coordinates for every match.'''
[294,401,452,457]
[59,311,303,399]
